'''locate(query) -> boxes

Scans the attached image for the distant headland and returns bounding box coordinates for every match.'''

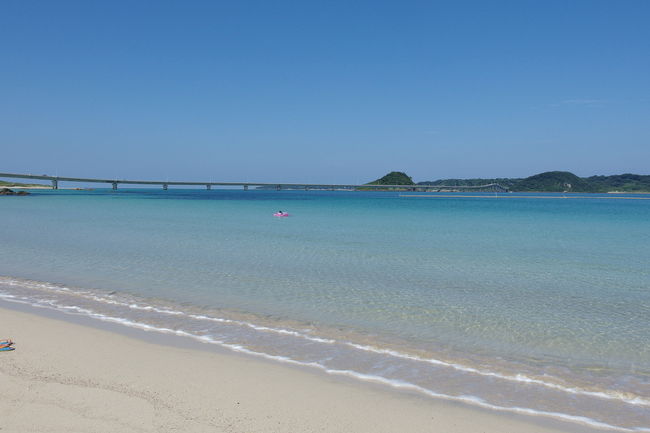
[369,171,650,193]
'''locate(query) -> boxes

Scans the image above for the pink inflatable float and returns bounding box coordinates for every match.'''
[273,212,289,217]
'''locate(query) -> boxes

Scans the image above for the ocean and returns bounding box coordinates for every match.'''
[1,189,649,431]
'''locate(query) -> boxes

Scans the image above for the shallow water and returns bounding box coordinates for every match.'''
[1,189,649,430]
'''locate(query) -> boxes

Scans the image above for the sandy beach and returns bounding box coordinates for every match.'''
[0,302,591,433]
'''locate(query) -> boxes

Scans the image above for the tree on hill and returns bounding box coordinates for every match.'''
[366,171,414,185]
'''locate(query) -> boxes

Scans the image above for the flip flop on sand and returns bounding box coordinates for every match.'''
[0,346,14,352]
[0,340,14,346]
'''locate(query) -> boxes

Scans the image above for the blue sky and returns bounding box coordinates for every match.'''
[1,1,649,183]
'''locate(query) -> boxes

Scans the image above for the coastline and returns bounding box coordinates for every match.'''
[0,301,591,433]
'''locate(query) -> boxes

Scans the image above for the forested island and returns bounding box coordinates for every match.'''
[367,171,650,193]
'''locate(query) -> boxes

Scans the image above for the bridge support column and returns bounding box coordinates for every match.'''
[206,184,211,190]
[163,183,168,190]
[111,182,118,190]
[51,179,58,190]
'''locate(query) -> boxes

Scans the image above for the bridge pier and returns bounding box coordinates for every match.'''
[51,179,58,190]
[206,184,211,190]
[163,183,168,190]
[111,182,118,190]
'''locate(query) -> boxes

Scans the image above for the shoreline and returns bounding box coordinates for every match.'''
[0,300,593,433]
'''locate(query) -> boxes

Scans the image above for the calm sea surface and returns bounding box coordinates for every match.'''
[1,189,649,431]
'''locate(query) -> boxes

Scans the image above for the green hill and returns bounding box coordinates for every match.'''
[514,171,595,192]
[367,171,414,185]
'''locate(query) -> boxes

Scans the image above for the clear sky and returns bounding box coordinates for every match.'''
[2,1,649,184]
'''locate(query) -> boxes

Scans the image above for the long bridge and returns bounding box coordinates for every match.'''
[0,172,509,192]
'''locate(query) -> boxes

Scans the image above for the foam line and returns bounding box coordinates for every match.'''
[0,291,648,432]
[345,343,650,407]
[2,276,648,408]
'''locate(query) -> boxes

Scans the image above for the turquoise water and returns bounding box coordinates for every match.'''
[1,189,649,430]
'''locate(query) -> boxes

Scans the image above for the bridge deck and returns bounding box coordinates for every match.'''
[0,172,509,192]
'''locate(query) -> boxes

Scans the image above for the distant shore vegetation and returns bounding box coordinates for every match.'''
[365,170,650,193]
[417,171,650,193]
[0,180,45,188]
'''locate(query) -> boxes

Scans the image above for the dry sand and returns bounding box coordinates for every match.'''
[0,304,588,433]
